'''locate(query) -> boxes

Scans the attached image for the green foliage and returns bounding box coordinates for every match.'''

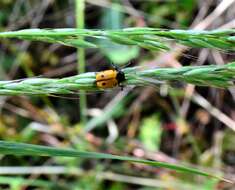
[139,114,162,151]
[197,178,220,190]
[99,2,139,65]
[1,54,15,73]
[110,183,126,190]
[142,0,197,27]
[85,93,131,132]
[223,130,235,151]
[72,175,102,190]
[0,176,55,189]
[0,1,234,189]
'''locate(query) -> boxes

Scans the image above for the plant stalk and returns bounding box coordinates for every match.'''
[76,0,87,124]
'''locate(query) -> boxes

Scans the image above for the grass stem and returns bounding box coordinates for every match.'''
[0,63,234,96]
[76,0,87,124]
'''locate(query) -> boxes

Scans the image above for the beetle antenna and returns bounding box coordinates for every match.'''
[110,62,120,71]
[121,61,132,69]
[109,61,133,70]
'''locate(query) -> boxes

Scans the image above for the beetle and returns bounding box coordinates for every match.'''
[96,67,126,89]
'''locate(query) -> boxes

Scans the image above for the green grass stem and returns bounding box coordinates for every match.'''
[76,0,87,124]
[1,28,235,51]
[0,63,234,96]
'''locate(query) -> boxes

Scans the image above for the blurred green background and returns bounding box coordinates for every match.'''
[0,0,235,189]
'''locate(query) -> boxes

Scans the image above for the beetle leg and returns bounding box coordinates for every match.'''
[119,84,124,90]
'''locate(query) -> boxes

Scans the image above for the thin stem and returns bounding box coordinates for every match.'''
[76,0,87,124]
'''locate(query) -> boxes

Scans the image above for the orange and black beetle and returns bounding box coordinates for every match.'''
[96,67,125,89]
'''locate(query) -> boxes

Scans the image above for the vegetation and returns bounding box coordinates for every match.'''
[0,1,235,189]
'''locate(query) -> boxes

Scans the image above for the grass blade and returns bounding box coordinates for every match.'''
[0,140,231,183]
